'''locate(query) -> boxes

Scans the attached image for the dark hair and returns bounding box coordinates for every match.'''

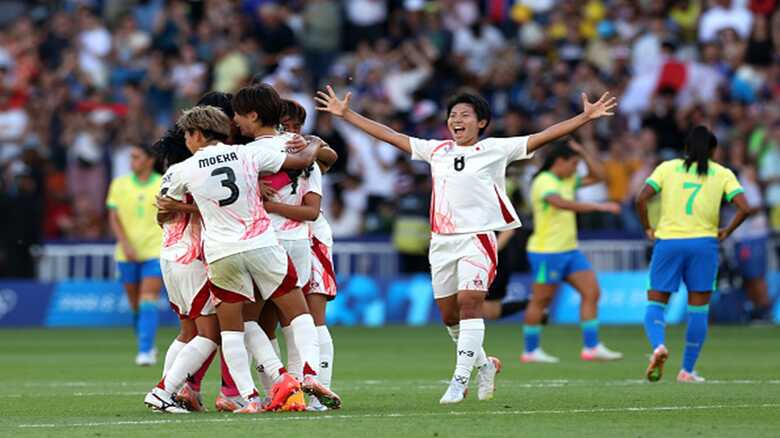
[684,125,717,176]
[232,83,282,127]
[151,126,191,171]
[446,93,491,135]
[281,99,307,127]
[533,142,578,179]
[197,91,234,119]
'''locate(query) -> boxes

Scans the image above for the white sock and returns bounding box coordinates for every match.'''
[243,322,285,396]
[453,319,485,384]
[221,331,258,400]
[290,314,319,378]
[447,323,488,368]
[317,325,334,388]
[161,336,217,393]
[271,338,281,359]
[281,325,302,380]
[163,339,187,377]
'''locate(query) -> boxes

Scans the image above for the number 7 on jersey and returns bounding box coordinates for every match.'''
[682,182,702,215]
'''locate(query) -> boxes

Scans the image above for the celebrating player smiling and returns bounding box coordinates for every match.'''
[316,85,617,404]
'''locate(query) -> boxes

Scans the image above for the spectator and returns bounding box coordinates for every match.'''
[699,0,754,42]
[301,0,341,88]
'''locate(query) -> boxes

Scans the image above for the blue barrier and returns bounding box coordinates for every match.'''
[0,273,777,327]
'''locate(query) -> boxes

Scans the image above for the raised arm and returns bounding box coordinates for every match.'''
[635,184,657,240]
[282,140,321,170]
[568,139,606,186]
[315,85,412,154]
[546,194,620,214]
[527,92,617,153]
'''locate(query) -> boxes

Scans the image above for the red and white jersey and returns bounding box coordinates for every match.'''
[259,137,323,241]
[410,136,533,235]
[159,163,203,264]
[165,140,286,263]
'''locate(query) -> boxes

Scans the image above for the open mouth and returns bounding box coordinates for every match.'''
[452,127,465,135]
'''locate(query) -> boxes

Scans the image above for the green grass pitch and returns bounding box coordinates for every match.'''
[1,325,779,437]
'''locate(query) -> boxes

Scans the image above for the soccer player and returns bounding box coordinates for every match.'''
[259,99,339,411]
[521,140,623,363]
[106,144,163,366]
[146,103,326,413]
[316,85,616,404]
[636,126,750,383]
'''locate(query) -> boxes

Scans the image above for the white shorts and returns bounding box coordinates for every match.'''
[207,245,298,303]
[304,237,337,300]
[161,259,214,320]
[280,239,311,288]
[429,232,497,299]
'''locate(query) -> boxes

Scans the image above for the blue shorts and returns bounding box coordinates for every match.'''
[117,259,162,284]
[649,237,718,293]
[527,250,592,285]
[735,237,768,280]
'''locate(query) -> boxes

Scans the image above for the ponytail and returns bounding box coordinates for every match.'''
[533,142,577,179]
[152,126,191,171]
[684,126,717,176]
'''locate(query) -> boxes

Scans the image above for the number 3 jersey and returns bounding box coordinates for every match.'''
[646,158,743,240]
[164,140,287,263]
[409,136,533,235]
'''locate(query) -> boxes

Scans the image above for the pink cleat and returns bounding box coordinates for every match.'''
[645,345,669,382]
[677,370,706,383]
[175,384,205,412]
[302,375,342,410]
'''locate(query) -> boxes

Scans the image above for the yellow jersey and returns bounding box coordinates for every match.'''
[106,173,163,262]
[527,171,579,253]
[646,159,743,239]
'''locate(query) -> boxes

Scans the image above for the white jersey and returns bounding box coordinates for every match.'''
[159,163,203,264]
[259,138,323,241]
[165,140,286,263]
[410,136,533,235]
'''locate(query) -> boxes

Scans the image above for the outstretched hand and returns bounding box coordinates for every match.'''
[315,85,352,118]
[582,92,617,120]
[567,139,585,154]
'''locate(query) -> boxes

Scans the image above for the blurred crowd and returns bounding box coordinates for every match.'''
[0,0,779,276]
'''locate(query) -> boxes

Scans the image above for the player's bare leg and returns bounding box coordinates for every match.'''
[521,284,560,363]
[567,271,622,361]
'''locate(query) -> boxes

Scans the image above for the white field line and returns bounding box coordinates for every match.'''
[3,379,779,397]
[17,403,780,429]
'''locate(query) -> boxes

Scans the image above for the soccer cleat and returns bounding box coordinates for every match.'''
[264,373,302,412]
[645,345,669,382]
[175,384,205,412]
[677,370,706,383]
[214,391,247,412]
[144,387,189,414]
[306,395,328,412]
[135,351,157,367]
[520,348,560,364]
[302,375,342,410]
[477,356,502,401]
[439,378,468,405]
[233,396,265,414]
[281,390,307,412]
[581,344,624,361]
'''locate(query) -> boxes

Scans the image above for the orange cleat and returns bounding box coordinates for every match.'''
[175,384,205,412]
[646,345,669,382]
[263,373,301,412]
[281,390,306,412]
[302,375,341,410]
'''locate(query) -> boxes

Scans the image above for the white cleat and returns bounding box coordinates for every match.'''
[477,356,502,401]
[520,348,560,364]
[581,344,623,361]
[306,395,328,412]
[677,370,706,383]
[135,351,157,367]
[144,387,189,413]
[439,377,468,405]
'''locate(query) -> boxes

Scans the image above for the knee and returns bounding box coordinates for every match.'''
[441,313,460,327]
[457,295,484,319]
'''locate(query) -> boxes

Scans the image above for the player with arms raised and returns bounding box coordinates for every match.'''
[316,85,616,404]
